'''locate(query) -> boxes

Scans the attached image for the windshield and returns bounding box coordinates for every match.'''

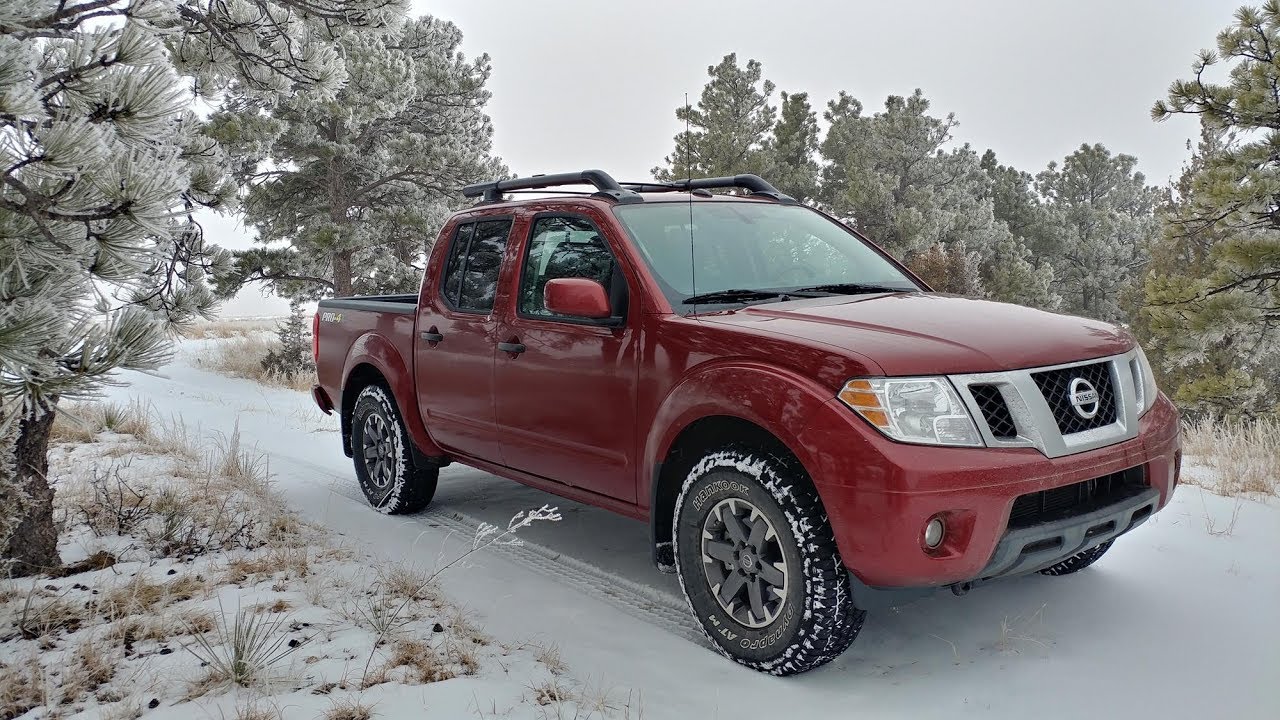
[612,201,920,310]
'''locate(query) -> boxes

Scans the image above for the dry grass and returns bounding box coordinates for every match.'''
[99,574,208,620]
[529,679,575,707]
[1182,417,1280,497]
[534,643,567,675]
[59,639,117,706]
[104,609,216,645]
[51,400,155,445]
[12,589,90,640]
[384,639,455,684]
[323,697,374,720]
[201,334,316,392]
[0,656,45,719]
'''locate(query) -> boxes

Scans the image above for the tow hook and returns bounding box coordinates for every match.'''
[950,581,973,596]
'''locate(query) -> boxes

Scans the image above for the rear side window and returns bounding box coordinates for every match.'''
[440,218,512,312]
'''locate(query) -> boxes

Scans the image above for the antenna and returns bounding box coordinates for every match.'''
[686,92,696,310]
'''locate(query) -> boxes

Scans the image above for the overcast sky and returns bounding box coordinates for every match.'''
[215,0,1239,316]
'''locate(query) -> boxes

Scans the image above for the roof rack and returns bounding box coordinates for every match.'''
[462,170,642,204]
[622,175,797,204]
[461,170,796,204]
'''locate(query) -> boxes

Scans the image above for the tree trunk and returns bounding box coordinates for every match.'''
[0,404,61,577]
[332,249,353,297]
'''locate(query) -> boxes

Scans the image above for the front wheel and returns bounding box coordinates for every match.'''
[1038,540,1113,576]
[673,447,865,675]
[350,384,438,514]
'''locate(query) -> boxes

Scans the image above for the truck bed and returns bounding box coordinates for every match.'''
[318,294,418,314]
[314,294,420,417]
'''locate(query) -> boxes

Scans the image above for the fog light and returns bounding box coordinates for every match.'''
[923,517,945,549]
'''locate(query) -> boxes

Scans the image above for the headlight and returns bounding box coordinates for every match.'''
[1131,345,1159,416]
[838,377,983,447]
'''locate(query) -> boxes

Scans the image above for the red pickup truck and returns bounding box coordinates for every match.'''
[312,170,1181,675]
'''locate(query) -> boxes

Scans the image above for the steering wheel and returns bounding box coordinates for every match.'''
[775,264,818,286]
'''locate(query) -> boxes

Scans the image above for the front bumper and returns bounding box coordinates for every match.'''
[795,391,1181,589]
[977,485,1158,579]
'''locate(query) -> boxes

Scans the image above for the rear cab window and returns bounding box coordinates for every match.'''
[440,217,513,313]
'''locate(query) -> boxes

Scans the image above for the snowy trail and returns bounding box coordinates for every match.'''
[103,340,1280,719]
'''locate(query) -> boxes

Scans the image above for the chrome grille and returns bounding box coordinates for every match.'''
[969,384,1017,438]
[1030,361,1117,435]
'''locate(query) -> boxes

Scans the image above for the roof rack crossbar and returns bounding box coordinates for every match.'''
[621,174,797,204]
[462,169,642,204]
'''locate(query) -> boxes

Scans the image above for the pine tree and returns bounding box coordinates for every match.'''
[1143,2,1280,418]
[1034,144,1160,323]
[819,88,1039,298]
[653,54,776,182]
[212,15,504,300]
[0,0,394,575]
[262,301,315,379]
[761,91,821,203]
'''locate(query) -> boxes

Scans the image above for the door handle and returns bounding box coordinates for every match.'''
[420,328,444,343]
[497,340,526,355]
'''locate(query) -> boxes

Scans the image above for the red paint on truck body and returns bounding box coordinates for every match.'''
[313,193,1181,588]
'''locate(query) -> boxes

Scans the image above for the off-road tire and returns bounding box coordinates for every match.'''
[673,447,865,675]
[1038,540,1113,576]
[350,384,437,514]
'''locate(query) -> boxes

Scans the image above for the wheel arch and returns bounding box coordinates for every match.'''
[339,335,446,463]
[643,362,838,570]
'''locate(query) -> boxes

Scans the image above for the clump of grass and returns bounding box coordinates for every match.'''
[529,679,575,707]
[184,601,306,691]
[50,400,154,445]
[0,656,45,719]
[534,642,567,675]
[384,639,454,684]
[100,574,206,619]
[59,639,117,706]
[1182,416,1279,496]
[13,588,88,640]
[200,334,316,392]
[323,697,374,720]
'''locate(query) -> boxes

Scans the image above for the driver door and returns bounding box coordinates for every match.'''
[493,212,640,502]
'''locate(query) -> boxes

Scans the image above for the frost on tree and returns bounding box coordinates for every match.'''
[0,0,402,575]
[1142,1,1280,419]
[212,15,506,301]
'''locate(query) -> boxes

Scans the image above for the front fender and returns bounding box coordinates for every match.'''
[640,360,840,508]
[343,332,445,459]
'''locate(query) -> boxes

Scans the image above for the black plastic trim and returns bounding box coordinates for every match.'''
[318,296,417,315]
[463,170,642,204]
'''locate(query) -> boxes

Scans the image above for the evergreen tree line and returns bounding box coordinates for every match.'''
[653,43,1279,420]
[652,54,1158,323]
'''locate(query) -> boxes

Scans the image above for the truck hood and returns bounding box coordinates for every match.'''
[699,293,1133,376]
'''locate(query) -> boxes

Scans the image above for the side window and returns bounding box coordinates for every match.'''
[439,219,512,312]
[441,223,473,304]
[520,216,616,317]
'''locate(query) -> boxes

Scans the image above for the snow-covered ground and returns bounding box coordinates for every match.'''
[18,337,1280,718]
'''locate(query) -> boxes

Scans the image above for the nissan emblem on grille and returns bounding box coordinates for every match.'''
[1068,377,1100,419]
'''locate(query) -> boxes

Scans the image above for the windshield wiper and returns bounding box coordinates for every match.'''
[683,289,789,305]
[789,283,912,296]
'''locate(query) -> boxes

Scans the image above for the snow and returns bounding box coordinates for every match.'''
[12,336,1277,719]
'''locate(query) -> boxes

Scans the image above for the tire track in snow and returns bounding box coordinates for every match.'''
[287,457,707,646]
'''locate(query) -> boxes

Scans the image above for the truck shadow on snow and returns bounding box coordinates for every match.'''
[426,465,1160,681]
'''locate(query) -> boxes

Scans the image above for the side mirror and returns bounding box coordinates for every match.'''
[544,278,612,319]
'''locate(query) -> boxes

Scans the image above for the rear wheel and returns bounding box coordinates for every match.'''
[1038,540,1113,576]
[672,447,865,675]
[350,384,437,514]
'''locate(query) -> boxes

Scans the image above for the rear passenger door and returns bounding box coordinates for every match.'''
[415,217,513,464]
[493,212,640,502]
